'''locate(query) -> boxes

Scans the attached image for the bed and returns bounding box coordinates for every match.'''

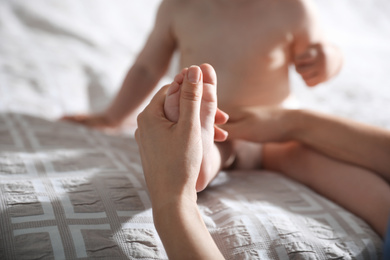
[1,0,389,259]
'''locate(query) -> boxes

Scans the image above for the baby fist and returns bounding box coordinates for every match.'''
[294,43,342,87]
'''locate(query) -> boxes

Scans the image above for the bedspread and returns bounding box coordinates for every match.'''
[0,113,383,259]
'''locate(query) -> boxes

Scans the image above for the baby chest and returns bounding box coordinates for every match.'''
[174,2,293,64]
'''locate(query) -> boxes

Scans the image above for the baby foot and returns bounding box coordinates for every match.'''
[164,64,219,192]
[197,64,219,191]
[164,68,187,122]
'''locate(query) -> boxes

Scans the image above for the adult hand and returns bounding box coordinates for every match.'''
[164,66,228,142]
[221,106,296,144]
[135,66,225,259]
[135,66,205,209]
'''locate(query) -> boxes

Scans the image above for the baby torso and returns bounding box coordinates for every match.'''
[171,0,305,111]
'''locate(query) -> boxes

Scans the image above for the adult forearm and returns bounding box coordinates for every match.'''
[153,198,224,260]
[291,109,390,179]
[105,64,162,124]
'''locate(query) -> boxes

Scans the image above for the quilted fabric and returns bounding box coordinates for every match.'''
[0,113,383,259]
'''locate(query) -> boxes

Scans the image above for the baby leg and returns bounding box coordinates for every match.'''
[263,142,390,238]
[229,140,263,170]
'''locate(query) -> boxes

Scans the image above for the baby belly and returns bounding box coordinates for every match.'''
[217,81,291,112]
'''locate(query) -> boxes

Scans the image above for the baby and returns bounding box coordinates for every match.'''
[63,0,343,191]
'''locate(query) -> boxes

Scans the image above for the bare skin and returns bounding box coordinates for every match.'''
[136,66,226,259]
[62,0,343,190]
[138,67,389,257]
[222,107,390,238]
[164,64,232,191]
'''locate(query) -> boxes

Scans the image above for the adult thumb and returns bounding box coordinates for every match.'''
[178,66,203,126]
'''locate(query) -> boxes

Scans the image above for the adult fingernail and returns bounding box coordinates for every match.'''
[187,66,200,83]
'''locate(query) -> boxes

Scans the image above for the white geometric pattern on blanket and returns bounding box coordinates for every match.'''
[289,193,323,212]
[362,239,379,260]
[304,213,347,238]
[11,195,55,223]
[338,211,366,235]
[69,224,112,258]
[13,226,66,260]
[0,113,384,259]
[201,172,382,259]
[51,179,107,219]
[117,190,152,217]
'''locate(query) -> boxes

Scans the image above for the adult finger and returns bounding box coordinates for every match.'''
[137,84,170,127]
[215,108,229,125]
[178,66,203,126]
[214,125,228,142]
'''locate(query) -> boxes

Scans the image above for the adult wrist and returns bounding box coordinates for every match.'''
[152,195,199,230]
[150,186,197,214]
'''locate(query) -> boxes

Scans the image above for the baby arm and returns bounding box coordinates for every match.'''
[62,1,177,129]
[292,0,343,87]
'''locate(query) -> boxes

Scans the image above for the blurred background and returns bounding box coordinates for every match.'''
[0,0,389,128]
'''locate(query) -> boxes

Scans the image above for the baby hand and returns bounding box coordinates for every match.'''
[61,114,123,133]
[294,43,341,87]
